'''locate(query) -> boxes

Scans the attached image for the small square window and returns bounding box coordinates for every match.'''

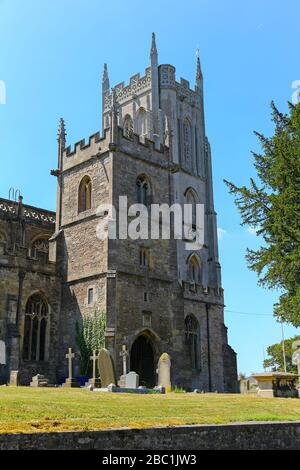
[144,292,149,302]
[88,288,94,305]
[139,247,149,267]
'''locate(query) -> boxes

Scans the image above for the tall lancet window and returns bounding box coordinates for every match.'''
[188,254,202,284]
[186,188,198,226]
[78,176,92,213]
[136,175,151,207]
[185,315,200,370]
[183,118,192,170]
[136,108,147,137]
[23,293,49,361]
[123,115,134,140]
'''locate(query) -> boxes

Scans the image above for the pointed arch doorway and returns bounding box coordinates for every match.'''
[130,335,155,388]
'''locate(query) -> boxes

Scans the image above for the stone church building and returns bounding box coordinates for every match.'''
[0,35,237,391]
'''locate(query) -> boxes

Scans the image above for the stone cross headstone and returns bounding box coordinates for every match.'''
[0,340,6,365]
[62,348,79,388]
[98,348,117,388]
[86,350,101,388]
[119,345,128,376]
[66,348,74,379]
[90,350,98,381]
[157,353,171,392]
[125,371,139,389]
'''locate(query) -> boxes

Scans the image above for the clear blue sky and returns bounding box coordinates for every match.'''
[1,0,299,375]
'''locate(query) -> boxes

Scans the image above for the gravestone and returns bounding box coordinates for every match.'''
[62,348,79,388]
[118,345,129,387]
[240,379,250,394]
[118,375,126,387]
[119,345,128,375]
[10,370,19,386]
[30,374,49,387]
[86,350,101,388]
[125,371,139,389]
[0,341,5,365]
[98,348,117,388]
[157,353,171,392]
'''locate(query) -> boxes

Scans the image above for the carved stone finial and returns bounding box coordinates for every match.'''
[102,63,110,92]
[195,49,203,86]
[57,118,66,150]
[150,32,158,64]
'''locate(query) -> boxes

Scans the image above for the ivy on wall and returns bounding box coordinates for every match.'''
[75,311,106,375]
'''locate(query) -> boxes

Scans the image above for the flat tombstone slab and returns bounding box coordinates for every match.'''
[157,353,171,392]
[0,341,5,365]
[252,372,298,398]
[30,374,49,387]
[98,348,117,388]
[125,371,139,389]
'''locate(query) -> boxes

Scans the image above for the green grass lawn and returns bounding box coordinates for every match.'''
[0,387,300,434]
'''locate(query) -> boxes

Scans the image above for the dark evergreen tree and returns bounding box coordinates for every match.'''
[225,102,300,325]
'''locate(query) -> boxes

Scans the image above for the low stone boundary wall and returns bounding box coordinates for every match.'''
[1,421,300,450]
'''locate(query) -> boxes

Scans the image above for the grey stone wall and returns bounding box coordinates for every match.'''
[1,421,300,450]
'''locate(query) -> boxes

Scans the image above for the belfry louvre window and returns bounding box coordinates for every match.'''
[136,108,147,137]
[186,188,198,226]
[185,315,200,370]
[23,294,49,361]
[183,118,192,170]
[78,176,92,213]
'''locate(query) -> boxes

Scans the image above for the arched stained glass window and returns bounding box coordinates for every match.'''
[23,294,49,361]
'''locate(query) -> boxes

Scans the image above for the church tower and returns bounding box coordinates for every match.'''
[53,34,237,391]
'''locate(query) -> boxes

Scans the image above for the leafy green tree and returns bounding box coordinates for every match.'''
[224,102,300,326]
[263,335,300,373]
[75,311,106,375]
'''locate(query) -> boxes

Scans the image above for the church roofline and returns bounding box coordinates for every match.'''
[0,197,55,225]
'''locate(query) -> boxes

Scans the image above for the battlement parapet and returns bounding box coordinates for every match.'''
[62,130,111,170]
[183,281,224,304]
[118,126,167,155]
[64,131,103,157]
[104,67,152,111]
[159,64,200,107]
[118,128,169,169]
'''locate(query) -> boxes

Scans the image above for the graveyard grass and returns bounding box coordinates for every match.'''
[1,388,300,434]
